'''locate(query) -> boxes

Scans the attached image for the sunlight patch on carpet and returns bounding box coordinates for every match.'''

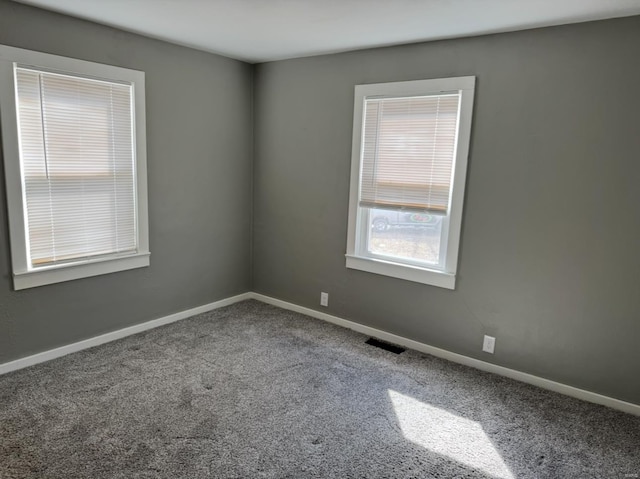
[388,390,514,479]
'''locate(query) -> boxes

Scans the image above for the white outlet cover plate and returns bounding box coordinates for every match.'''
[320,292,329,307]
[483,335,496,354]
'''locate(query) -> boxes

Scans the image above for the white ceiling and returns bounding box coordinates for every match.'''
[13,0,640,63]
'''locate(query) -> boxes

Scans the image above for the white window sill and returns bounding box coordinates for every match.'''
[345,254,456,289]
[13,252,150,290]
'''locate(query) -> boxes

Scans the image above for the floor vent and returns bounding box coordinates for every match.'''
[365,338,405,354]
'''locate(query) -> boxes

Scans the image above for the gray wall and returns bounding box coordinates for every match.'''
[253,17,640,404]
[0,1,253,363]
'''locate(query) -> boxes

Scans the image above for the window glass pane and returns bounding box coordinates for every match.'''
[366,208,443,266]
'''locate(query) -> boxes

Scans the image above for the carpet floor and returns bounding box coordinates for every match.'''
[0,300,638,478]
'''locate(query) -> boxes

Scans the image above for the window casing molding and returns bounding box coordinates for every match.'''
[0,45,150,290]
[345,77,475,289]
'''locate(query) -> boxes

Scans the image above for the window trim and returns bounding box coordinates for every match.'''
[345,76,475,289]
[0,45,149,290]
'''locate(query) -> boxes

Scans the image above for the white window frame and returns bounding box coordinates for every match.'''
[0,45,150,290]
[345,77,475,289]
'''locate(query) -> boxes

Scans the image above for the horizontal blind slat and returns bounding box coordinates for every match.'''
[15,67,137,267]
[360,93,461,214]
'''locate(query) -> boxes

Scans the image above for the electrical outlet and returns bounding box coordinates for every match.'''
[320,292,329,307]
[482,335,496,354]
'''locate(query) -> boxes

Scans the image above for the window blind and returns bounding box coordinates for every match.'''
[359,93,460,215]
[15,67,137,267]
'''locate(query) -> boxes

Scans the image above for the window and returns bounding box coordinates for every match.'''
[0,45,149,290]
[346,77,475,289]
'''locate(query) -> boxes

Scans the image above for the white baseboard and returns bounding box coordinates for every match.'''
[1,290,638,416]
[250,293,640,417]
[0,292,253,376]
